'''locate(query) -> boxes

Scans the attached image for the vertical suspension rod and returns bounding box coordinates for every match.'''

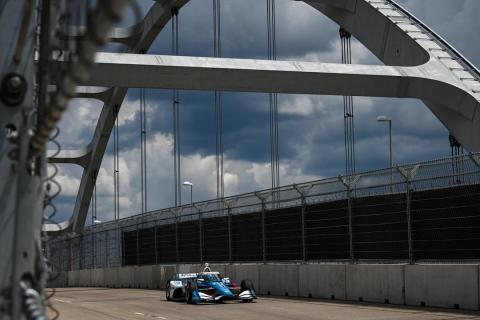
[340,28,356,177]
[113,105,120,221]
[213,0,224,200]
[139,66,148,214]
[267,0,280,202]
[172,8,181,207]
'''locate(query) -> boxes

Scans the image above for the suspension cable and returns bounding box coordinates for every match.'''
[267,0,280,199]
[140,71,147,214]
[213,0,224,200]
[172,8,181,207]
[113,105,120,221]
[340,27,356,177]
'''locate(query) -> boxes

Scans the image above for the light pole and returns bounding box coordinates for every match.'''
[377,115,393,192]
[183,181,193,206]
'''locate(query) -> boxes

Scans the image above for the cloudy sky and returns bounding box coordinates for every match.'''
[52,0,480,225]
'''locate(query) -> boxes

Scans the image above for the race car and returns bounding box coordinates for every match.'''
[165,265,257,304]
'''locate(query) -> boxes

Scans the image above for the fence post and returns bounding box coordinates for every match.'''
[136,223,140,265]
[194,204,205,263]
[69,237,73,271]
[223,199,236,263]
[228,205,232,263]
[293,184,313,262]
[92,229,95,269]
[121,227,125,266]
[173,208,180,263]
[105,230,109,268]
[340,175,360,262]
[262,201,266,263]
[154,220,158,265]
[398,165,419,264]
[255,192,268,263]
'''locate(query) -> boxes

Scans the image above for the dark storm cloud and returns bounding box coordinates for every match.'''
[54,0,479,222]
[96,0,479,170]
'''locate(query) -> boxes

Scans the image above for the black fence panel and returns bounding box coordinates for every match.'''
[231,212,263,261]
[122,230,138,265]
[203,216,229,262]
[265,207,303,261]
[411,184,480,260]
[120,183,480,266]
[138,227,156,265]
[156,224,176,263]
[353,194,409,260]
[178,220,200,262]
[305,200,349,260]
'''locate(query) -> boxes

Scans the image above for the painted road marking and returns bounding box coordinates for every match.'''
[54,298,72,303]
[133,312,167,319]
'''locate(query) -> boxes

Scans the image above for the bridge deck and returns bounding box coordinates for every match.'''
[49,288,480,320]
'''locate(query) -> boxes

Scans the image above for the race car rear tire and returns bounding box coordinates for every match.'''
[166,283,172,301]
[186,280,197,304]
[241,280,254,291]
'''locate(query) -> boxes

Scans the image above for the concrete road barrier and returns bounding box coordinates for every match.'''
[49,263,480,311]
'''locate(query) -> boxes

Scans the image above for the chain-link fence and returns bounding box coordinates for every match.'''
[48,153,480,271]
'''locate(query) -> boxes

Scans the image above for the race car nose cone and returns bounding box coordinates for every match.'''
[211,282,234,298]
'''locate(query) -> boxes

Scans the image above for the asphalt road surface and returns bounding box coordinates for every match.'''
[49,288,480,320]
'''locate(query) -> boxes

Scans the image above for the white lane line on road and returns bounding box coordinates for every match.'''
[133,311,167,319]
[54,298,72,303]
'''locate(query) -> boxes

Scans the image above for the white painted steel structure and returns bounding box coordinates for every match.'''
[45,0,480,233]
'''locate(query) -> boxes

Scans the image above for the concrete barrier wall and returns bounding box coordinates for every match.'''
[49,263,480,311]
[405,264,479,310]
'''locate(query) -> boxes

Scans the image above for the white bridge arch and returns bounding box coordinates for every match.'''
[46,0,480,233]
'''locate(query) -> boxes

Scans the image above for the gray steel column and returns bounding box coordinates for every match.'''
[347,187,354,262]
[262,202,266,263]
[301,198,306,262]
[293,184,311,262]
[398,166,419,264]
[228,205,232,263]
[121,229,125,266]
[92,230,95,269]
[69,238,73,272]
[154,221,158,265]
[174,209,179,263]
[136,224,140,265]
[406,180,413,264]
[105,230,109,268]
[199,210,203,263]
[340,176,359,262]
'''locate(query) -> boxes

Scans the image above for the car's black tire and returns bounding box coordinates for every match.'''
[241,280,254,291]
[186,280,197,304]
[166,283,172,301]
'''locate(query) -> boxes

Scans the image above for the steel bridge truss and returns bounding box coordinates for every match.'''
[46,0,480,234]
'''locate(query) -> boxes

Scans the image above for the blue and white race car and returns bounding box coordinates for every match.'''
[166,265,257,304]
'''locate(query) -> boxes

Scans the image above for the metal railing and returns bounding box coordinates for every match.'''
[48,153,480,271]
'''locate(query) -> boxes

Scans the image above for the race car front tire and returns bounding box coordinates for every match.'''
[186,280,197,304]
[166,283,172,301]
[241,280,254,291]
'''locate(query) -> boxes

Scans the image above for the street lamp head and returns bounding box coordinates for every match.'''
[93,219,102,224]
[183,181,193,186]
[376,115,392,122]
